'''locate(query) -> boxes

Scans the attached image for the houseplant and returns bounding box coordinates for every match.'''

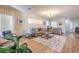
[0,34,32,53]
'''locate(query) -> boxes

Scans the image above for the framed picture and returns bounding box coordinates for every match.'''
[18,19,23,24]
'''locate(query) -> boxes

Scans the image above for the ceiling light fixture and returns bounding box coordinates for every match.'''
[41,8,61,18]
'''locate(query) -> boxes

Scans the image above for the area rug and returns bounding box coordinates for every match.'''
[33,35,67,52]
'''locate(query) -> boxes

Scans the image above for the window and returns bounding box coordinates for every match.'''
[0,14,14,32]
[28,18,43,24]
[65,19,74,32]
[51,21,57,27]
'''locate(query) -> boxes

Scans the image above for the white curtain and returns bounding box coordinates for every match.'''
[65,19,75,33]
[0,14,14,33]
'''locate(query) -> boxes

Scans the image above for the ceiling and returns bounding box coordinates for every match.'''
[11,5,79,20]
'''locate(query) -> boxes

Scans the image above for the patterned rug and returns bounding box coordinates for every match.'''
[33,35,67,52]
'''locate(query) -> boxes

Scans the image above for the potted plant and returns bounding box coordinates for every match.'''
[0,34,32,53]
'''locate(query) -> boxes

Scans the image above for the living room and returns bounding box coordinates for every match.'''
[0,5,79,53]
